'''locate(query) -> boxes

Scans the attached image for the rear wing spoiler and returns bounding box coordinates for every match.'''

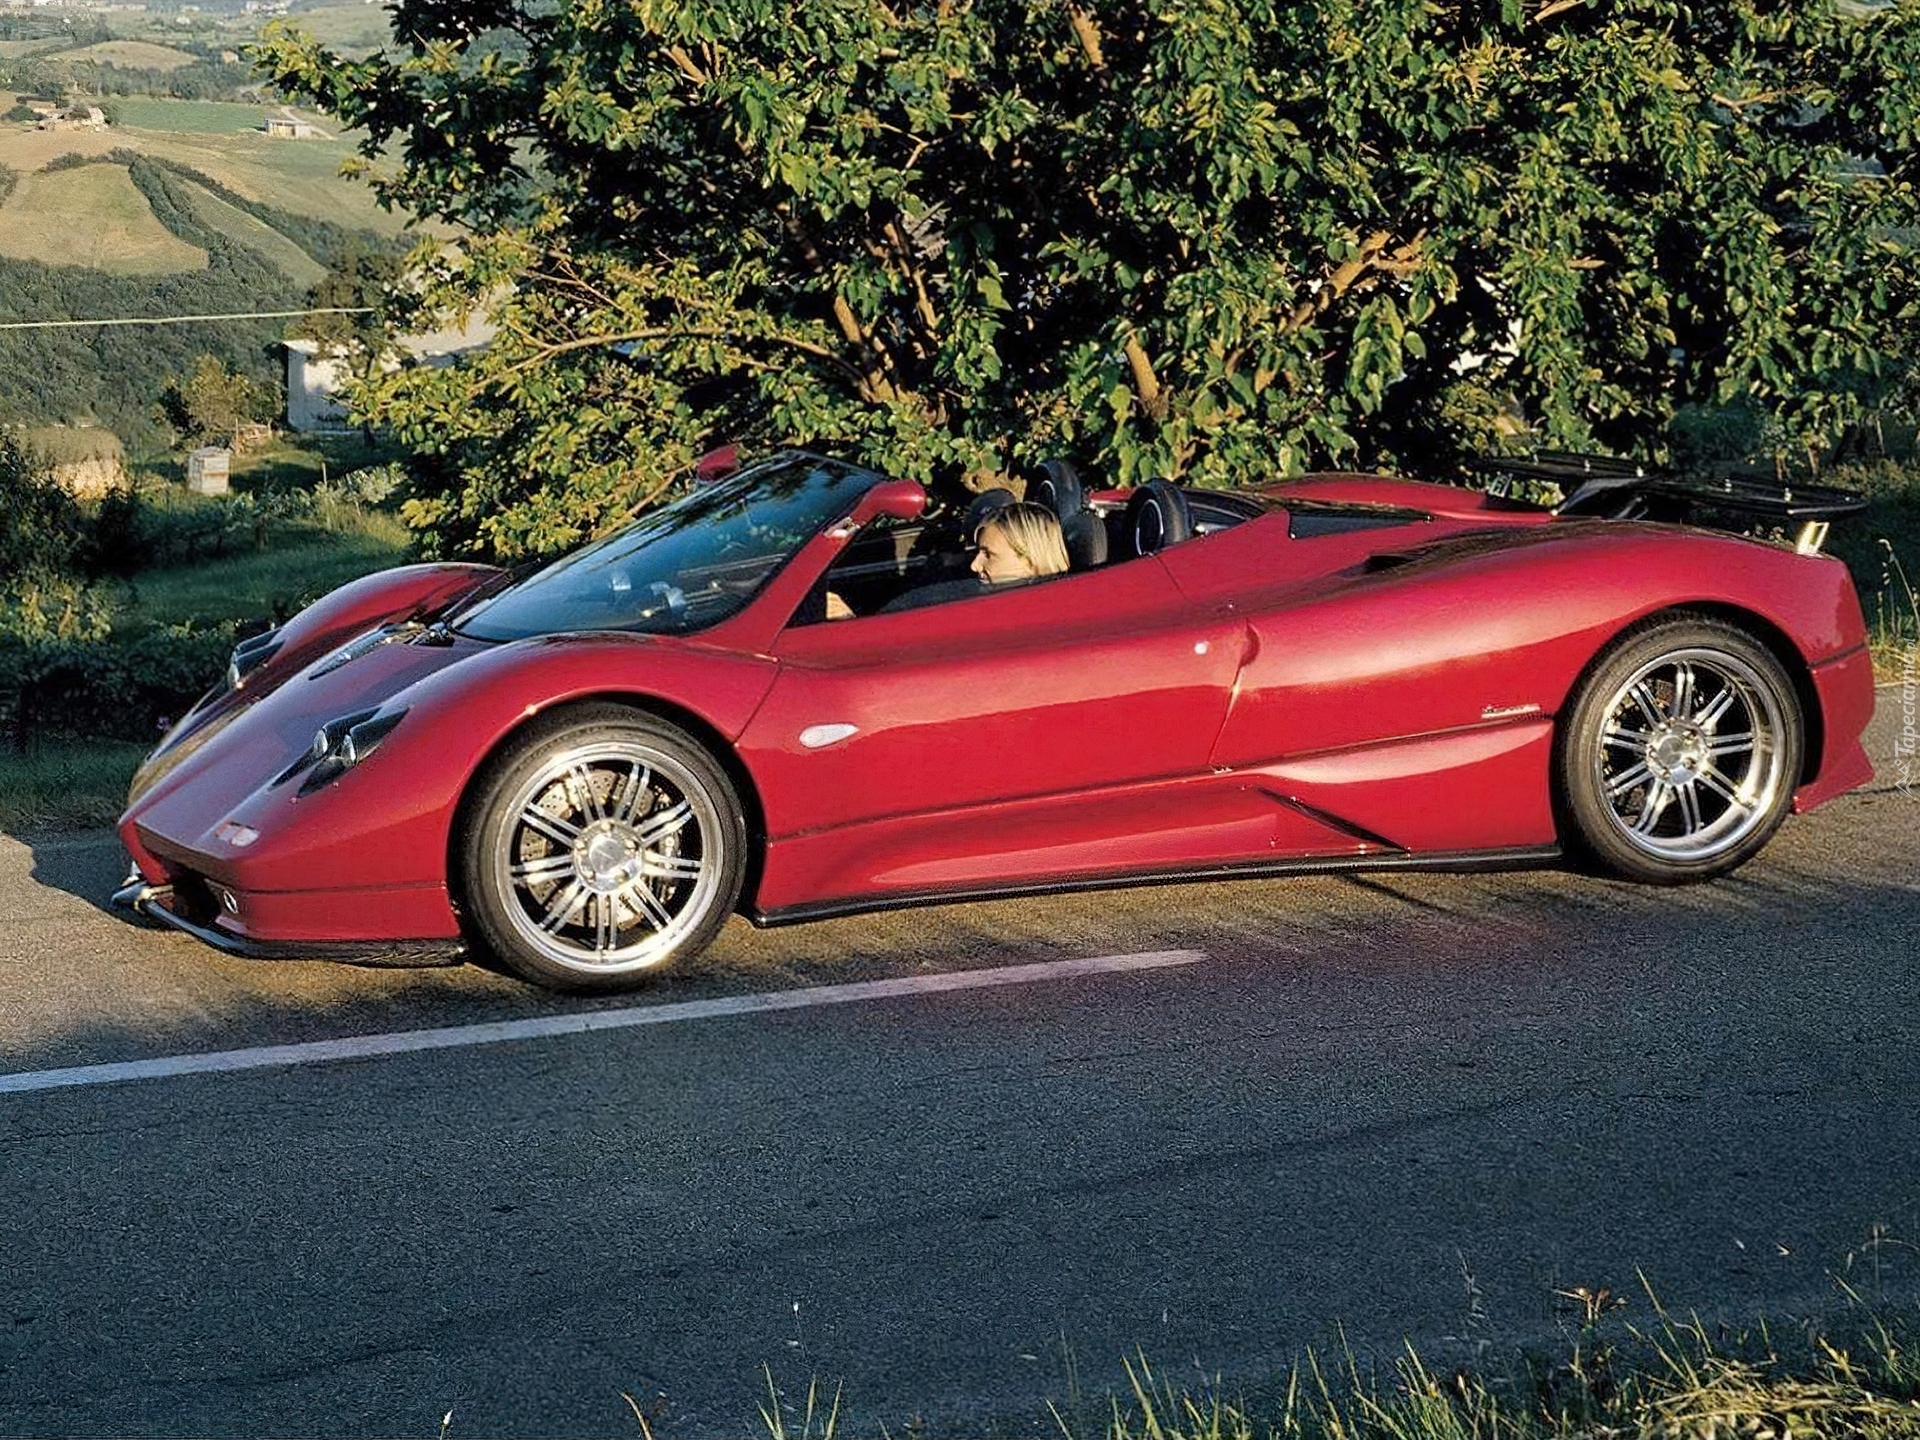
[1467,451,1866,555]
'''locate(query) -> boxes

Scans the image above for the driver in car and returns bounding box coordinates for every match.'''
[876,502,1071,613]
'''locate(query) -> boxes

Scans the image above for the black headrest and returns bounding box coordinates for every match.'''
[1123,480,1193,556]
[1062,510,1108,570]
[1027,459,1086,520]
[963,486,1017,539]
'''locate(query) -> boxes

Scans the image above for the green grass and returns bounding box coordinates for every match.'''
[112,523,409,636]
[0,740,147,830]
[274,1,397,56]
[0,162,206,274]
[134,433,405,489]
[174,174,330,286]
[109,97,280,137]
[232,433,407,491]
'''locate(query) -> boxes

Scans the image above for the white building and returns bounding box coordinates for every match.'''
[283,339,349,431]
[283,318,494,432]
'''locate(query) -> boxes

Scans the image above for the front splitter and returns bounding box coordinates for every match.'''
[112,874,467,969]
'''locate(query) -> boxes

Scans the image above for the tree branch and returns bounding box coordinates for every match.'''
[663,45,708,84]
[1124,333,1168,420]
[1066,6,1107,76]
[487,325,866,390]
[1280,231,1426,334]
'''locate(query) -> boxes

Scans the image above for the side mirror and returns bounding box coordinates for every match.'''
[694,445,741,484]
[849,478,927,524]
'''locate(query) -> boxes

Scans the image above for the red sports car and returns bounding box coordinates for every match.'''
[115,450,1876,991]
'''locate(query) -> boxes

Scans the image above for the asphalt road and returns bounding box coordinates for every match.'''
[2,688,1916,1437]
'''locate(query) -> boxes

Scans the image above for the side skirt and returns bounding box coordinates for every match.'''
[745,844,1564,928]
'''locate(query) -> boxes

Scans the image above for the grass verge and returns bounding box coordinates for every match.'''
[1828,461,1920,676]
[111,525,410,636]
[0,740,146,831]
[751,1298,1920,1440]
[1057,1310,1920,1440]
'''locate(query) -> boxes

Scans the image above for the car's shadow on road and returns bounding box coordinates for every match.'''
[4,777,1918,1087]
[16,825,130,915]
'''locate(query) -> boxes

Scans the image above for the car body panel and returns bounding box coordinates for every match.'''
[123,632,781,945]
[116,457,1878,963]
[742,556,1249,909]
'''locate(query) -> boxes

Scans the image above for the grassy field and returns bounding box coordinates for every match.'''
[176,173,330,286]
[0,97,409,235]
[271,1,397,56]
[113,525,409,637]
[0,162,206,274]
[107,96,281,136]
[67,39,202,71]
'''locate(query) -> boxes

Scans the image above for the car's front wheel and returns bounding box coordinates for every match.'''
[1559,617,1802,884]
[459,704,747,990]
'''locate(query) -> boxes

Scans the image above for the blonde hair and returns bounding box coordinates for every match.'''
[979,502,1070,578]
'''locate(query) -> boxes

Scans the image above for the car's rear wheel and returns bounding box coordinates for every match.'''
[459,704,746,990]
[1559,617,1802,884]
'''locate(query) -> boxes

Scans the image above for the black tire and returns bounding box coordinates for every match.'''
[1558,617,1803,884]
[458,704,747,990]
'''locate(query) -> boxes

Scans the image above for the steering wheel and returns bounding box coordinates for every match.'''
[641,580,689,622]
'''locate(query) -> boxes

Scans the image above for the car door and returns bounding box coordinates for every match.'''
[736,555,1253,914]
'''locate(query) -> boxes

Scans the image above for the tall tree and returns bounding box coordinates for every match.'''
[256,0,1920,562]
[157,354,268,448]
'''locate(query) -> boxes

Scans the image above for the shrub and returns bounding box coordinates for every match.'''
[0,574,113,645]
[0,623,232,749]
[0,427,88,578]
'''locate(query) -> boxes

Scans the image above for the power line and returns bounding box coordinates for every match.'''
[0,307,377,332]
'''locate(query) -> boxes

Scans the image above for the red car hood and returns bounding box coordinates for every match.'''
[122,629,493,857]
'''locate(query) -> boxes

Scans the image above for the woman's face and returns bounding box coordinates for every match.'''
[971,521,1035,584]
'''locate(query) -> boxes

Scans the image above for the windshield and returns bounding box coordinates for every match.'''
[457,454,880,642]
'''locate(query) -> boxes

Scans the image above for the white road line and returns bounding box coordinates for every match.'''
[0,950,1204,1097]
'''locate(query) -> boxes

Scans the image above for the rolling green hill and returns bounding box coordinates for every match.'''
[0,144,411,447]
[0,161,206,274]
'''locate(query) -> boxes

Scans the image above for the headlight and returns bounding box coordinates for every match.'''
[274,706,410,797]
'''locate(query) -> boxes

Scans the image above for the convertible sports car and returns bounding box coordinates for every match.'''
[115,449,1876,991]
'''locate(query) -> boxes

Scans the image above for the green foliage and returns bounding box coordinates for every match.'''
[0,458,410,749]
[156,352,272,446]
[0,151,405,448]
[0,621,234,747]
[3,105,35,124]
[253,0,1920,563]
[0,427,89,578]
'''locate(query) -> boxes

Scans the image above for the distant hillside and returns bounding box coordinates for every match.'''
[0,96,410,236]
[0,147,409,448]
[0,160,206,274]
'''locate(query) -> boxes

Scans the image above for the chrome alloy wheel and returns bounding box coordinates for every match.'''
[1589,646,1790,864]
[489,737,726,975]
